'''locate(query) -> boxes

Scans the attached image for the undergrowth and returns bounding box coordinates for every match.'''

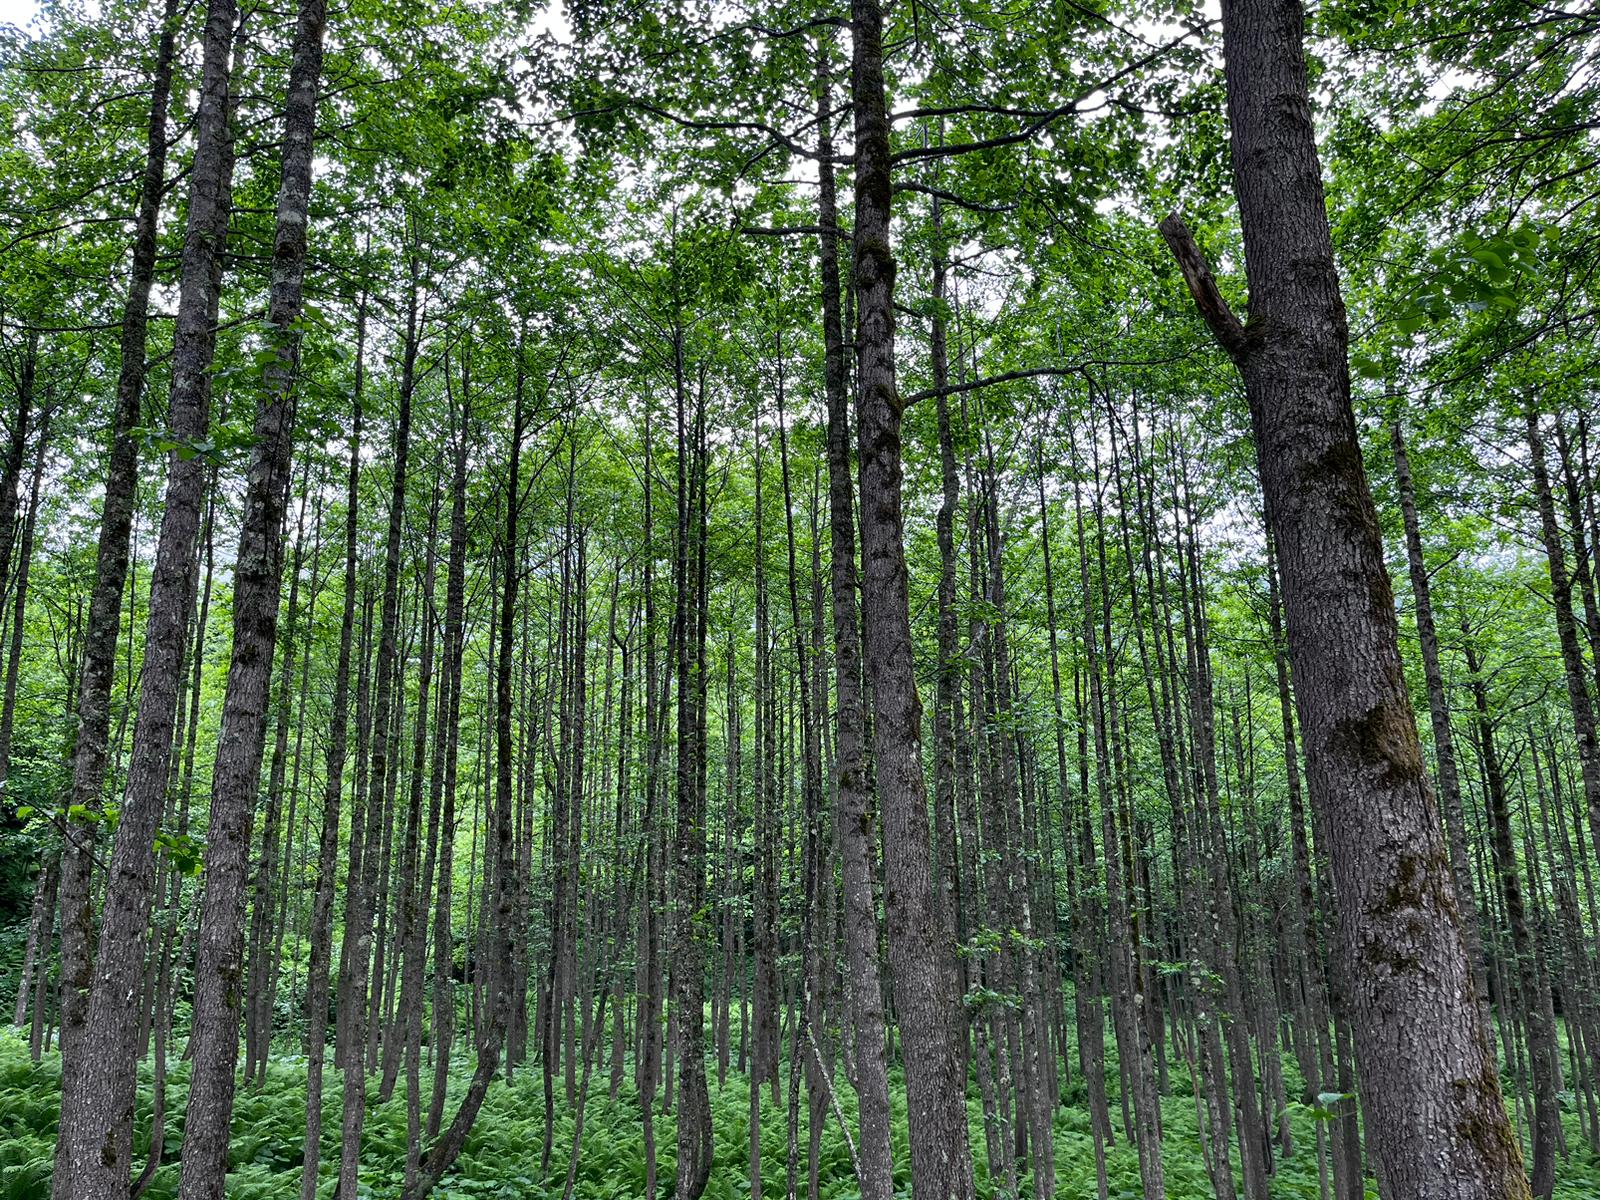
[3,1030,1597,1199]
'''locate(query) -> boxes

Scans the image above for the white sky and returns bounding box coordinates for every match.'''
[0,0,37,31]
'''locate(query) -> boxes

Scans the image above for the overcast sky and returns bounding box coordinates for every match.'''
[1,0,38,31]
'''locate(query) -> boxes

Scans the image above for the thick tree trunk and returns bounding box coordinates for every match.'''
[177,0,326,1187]
[1159,0,1521,1191]
[62,0,240,1191]
[849,2,975,1194]
[671,333,713,1200]
[51,0,183,1182]
[817,37,894,1196]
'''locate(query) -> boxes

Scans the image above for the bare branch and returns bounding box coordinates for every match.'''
[893,180,1016,214]
[1158,213,1248,361]
[902,366,1081,407]
[740,223,850,238]
[568,101,853,166]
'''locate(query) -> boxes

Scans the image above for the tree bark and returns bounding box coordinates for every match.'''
[672,326,713,1200]
[1159,0,1522,1188]
[177,0,326,1186]
[51,0,183,1182]
[817,29,894,1200]
[62,0,240,1190]
[849,2,976,1193]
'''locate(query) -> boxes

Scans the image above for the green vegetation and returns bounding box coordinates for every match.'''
[4,1031,1599,1199]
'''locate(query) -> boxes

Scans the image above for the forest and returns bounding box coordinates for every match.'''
[1,0,1599,1196]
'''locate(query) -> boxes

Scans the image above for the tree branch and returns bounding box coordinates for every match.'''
[901,366,1082,407]
[893,180,1016,214]
[891,22,1214,164]
[739,223,850,238]
[1158,213,1248,361]
[568,101,852,166]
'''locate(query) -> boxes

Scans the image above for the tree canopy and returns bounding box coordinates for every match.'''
[2,0,1600,1198]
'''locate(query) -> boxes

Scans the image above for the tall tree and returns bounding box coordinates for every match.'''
[61,0,242,1189]
[300,315,364,1200]
[1159,0,1525,1192]
[50,2,184,1183]
[817,29,894,1200]
[849,0,977,1194]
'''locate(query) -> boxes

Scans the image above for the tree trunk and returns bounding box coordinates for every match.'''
[245,474,311,1085]
[1463,631,1559,1198]
[428,357,471,1139]
[1526,410,1600,899]
[672,323,713,1200]
[62,0,240,1190]
[1391,421,1492,1040]
[849,2,976,1192]
[177,0,326,1185]
[1159,0,1522,1189]
[402,340,528,1200]
[0,398,49,787]
[342,266,421,1194]
[817,30,894,1200]
[300,327,364,1200]
[51,0,184,1183]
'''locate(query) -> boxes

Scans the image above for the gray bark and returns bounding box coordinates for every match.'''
[62,0,240,1190]
[1159,0,1522,1189]
[849,2,977,1192]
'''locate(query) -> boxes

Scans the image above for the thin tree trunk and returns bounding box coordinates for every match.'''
[394,478,442,1189]
[0,400,50,786]
[341,265,421,1195]
[1391,421,1493,1041]
[1463,631,1559,1197]
[300,330,364,1200]
[245,475,311,1084]
[401,364,525,1200]
[1527,409,1600,903]
[428,358,471,1139]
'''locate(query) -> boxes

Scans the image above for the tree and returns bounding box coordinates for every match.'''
[61,0,242,1189]
[1158,0,1526,1192]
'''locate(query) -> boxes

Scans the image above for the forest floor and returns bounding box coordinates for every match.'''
[3,1030,1598,1199]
